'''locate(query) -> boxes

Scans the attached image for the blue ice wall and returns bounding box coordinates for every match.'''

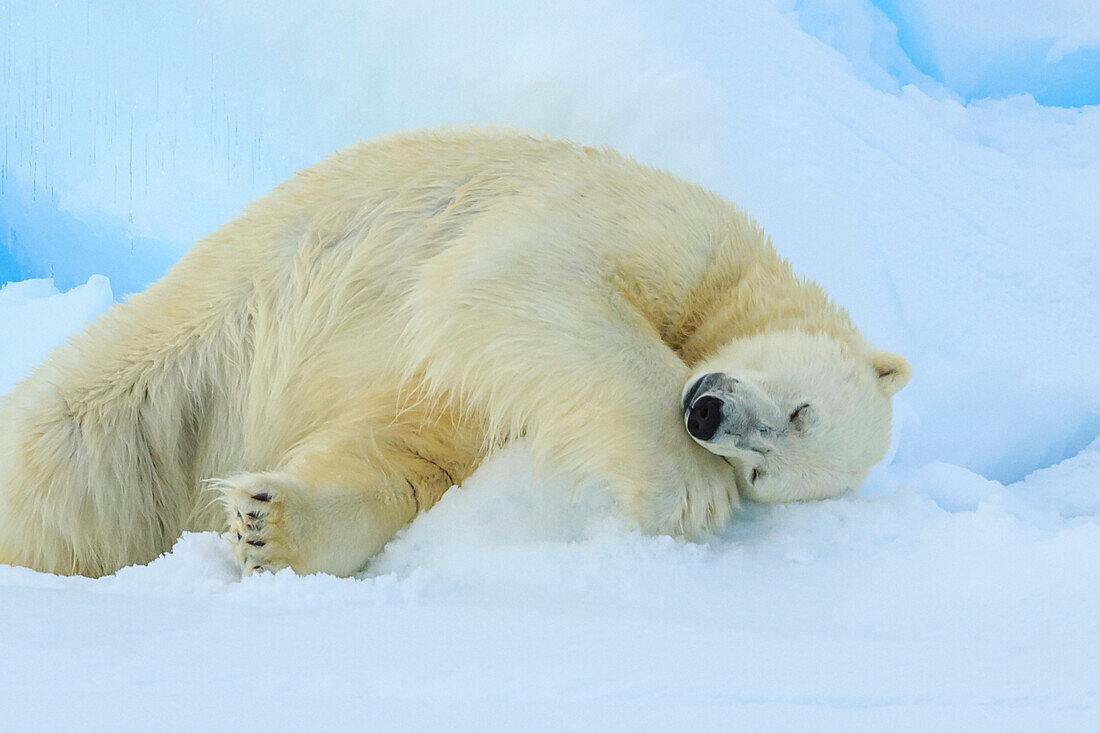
[0,173,176,297]
[871,0,1100,107]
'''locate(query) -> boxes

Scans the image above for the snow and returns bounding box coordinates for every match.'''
[1,0,1098,728]
[0,275,112,394]
[2,445,1098,729]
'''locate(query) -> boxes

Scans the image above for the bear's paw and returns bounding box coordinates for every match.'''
[208,473,296,577]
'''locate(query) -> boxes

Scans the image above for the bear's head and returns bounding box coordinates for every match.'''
[681,331,910,503]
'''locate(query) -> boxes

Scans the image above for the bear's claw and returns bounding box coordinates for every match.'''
[208,474,289,577]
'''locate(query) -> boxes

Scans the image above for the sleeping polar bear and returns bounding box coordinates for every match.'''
[0,128,910,578]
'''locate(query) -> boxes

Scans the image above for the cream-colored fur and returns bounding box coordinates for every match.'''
[0,127,909,578]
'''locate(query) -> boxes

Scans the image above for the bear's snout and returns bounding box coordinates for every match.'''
[686,395,724,441]
[683,372,741,442]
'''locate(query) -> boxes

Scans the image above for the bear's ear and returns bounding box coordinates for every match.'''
[871,351,911,397]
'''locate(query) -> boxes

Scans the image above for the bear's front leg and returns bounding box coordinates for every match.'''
[405,246,740,538]
[618,388,743,537]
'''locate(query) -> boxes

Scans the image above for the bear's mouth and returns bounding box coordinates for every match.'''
[682,382,769,492]
[718,454,761,494]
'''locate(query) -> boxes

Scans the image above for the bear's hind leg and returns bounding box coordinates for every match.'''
[209,427,458,577]
[212,471,395,577]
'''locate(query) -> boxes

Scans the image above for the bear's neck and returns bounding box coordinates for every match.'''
[672,253,861,366]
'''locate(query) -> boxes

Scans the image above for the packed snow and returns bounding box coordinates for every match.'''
[1,0,1098,729]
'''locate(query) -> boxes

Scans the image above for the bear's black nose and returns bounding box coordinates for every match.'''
[686,395,723,441]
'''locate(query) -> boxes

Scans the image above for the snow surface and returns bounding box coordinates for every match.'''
[1,441,1098,729]
[1,0,1098,729]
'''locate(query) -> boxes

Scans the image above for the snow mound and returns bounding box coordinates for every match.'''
[0,276,113,395]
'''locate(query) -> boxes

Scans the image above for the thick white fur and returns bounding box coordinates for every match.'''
[0,128,909,578]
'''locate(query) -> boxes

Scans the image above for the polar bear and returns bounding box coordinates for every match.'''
[0,128,910,578]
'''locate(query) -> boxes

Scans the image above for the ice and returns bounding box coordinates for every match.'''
[0,172,177,296]
[1,0,1098,727]
[772,1,1100,106]
[878,0,1100,105]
